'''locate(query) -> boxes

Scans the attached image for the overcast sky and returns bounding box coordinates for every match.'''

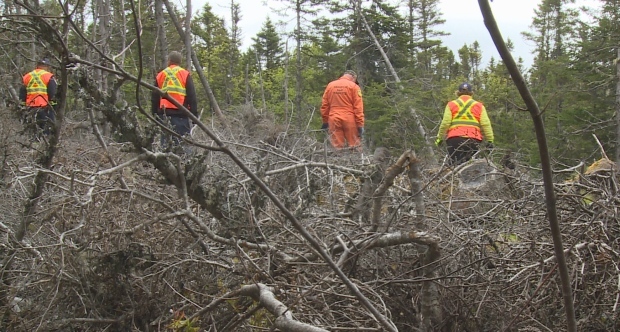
[189,0,589,69]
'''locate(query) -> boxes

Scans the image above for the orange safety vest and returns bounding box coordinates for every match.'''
[156,65,189,110]
[446,97,483,140]
[23,69,53,107]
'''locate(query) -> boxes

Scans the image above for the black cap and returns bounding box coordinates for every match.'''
[38,58,51,66]
[458,82,472,93]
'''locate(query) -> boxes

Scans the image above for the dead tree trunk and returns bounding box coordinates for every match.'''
[370,150,418,232]
[615,47,620,163]
[95,0,111,135]
[155,0,168,69]
[420,241,442,331]
[408,151,425,219]
[185,0,191,68]
[353,147,391,223]
[239,284,329,332]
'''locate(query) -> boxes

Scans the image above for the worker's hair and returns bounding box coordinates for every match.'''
[167,51,183,65]
[343,70,357,78]
[37,58,51,67]
[456,90,473,96]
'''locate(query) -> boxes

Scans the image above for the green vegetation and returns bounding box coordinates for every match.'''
[20,0,617,166]
[184,0,618,166]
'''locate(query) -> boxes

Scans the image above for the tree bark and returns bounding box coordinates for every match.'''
[283,39,290,121]
[239,283,329,332]
[227,1,240,106]
[185,0,191,68]
[96,0,111,135]
[155,0,168,69]
[420,240,441,331]
[119,0,127,66]
[615,47,620,163]
[407,150,425,219]
[371,150,416,232]
[294,0,303,125]
[353,147,391,223]
[256,51,267,113]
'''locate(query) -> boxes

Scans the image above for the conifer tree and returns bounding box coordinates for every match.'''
[252,17,284,73]
[407,0,449,79]
[226,1,242,106]
[272,0,322,123]
[574,0,620,161]
[525,0,580,163]
[193,3,234,108]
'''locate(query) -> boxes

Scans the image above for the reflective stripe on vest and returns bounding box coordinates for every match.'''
[449,98,480,129]
[25,69,50,107]
[161,67,187,96]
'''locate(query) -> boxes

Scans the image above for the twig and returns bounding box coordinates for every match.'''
[509,242,590,282]
[592,134,609,160]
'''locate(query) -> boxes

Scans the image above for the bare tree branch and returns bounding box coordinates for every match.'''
[240,283,329,332]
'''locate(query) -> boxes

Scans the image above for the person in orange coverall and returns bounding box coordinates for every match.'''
[320,70,365,149]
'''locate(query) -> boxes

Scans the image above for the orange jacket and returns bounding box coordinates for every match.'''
[23,69,54,107]
[436,95,494,142]
[320,75,364,128]
[156,65,190,110]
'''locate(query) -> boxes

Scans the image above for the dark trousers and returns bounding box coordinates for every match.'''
[23,107,55,137]
[446,137,481,165]
[157,114,191,151]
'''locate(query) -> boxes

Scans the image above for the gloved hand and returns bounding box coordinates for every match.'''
[358,127,364,137]
[434,138,443,146]
[486,141,494,150]
[321,123,329,131]
[50,100,58,111]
